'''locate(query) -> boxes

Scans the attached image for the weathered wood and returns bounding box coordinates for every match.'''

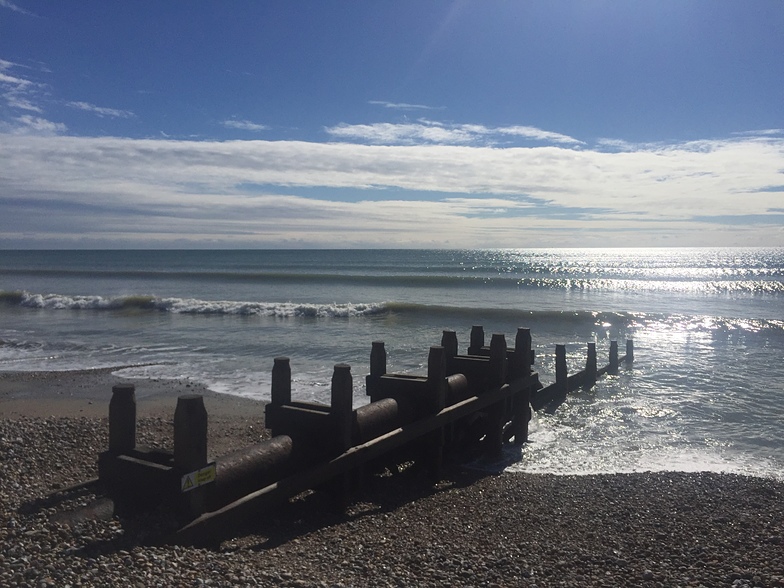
[626,339,634,363]
[609,340,619,374]
[366,341,387,399]
[331,364,353,453]
[109,384,136,454]
[174,395,209,519]
[170,373,540,546]
[555,344,568,395]
[440,330,459,374]
[468,325,485,355]
[271,357,291,407]
[485,334,507,458]
[585,342,597,385]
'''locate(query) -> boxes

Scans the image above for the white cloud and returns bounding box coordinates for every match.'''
[0,132,782,247]
[0,0,33,15]
[222,119,268,132]
[5,115,66,134]
[369,100,442,111]
[495,125,584,145]
[0,60,50,119]
[731,129,783,137]
[326,120,582,146]
[66,101,135,119]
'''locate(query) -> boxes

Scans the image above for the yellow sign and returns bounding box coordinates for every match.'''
[181,462,216,493]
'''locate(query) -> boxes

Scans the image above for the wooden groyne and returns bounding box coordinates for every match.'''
[92,326,633,546]
[531,339,634,412]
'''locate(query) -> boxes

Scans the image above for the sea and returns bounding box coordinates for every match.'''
[1,248,782,480]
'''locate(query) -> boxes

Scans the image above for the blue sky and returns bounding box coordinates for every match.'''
[1,1,783,248]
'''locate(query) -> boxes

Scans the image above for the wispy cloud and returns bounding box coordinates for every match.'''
[326,119,583,146]
[222,118,268,132]
[732,129,783,137]
[0,60,45,115]
[0,131,782,247]
[3,115,66,135]
[369,100,442,111]
[0,0,34,15]
[66,101,135,119]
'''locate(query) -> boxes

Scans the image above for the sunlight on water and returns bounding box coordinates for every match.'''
[2,248,783,479]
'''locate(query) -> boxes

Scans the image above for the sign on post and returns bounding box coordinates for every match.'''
[181,462,216,493]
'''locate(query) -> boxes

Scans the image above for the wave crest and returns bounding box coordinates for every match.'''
[3,290,388,318]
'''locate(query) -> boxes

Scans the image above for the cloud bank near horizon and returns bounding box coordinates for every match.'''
[1,57,782,248]
[0,129,782,248]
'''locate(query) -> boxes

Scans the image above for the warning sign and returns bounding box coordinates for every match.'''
[181,462,216,493]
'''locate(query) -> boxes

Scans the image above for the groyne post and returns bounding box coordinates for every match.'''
[109,384,136,454]
[174,394,209,519]
[586,342,597,386]
[485,334,507,458]
[555,344,568,395]
[511,328,532,445]
[331,364,353,506]
[271,357,291,406]
[626,339,634,363]
[331,364,353,452]
[440,330,458,375]
[555,345,569,404]
[426,346,447,478]
[366,341,386,400]
[609,340,619,374]
[468,325,485,355]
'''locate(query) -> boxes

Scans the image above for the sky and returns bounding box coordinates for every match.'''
[1,1,783,249]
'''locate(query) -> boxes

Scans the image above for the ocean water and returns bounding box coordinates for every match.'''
[1,248,782,480]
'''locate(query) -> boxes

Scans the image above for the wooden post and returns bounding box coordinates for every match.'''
[366,341,386,399]
[109,384,136,454]
[426,346,446,479]
[330,364,353,506]
[271,357,291,406]
[485,334,507,458]
[331,364,353,452]
[468,325,484,355]
[609,340,619,374]
[174,394,209,519]
[512,328,532,445]
[626,339,634,363]
[509,328,531,380]
[555,344,567,390]
[440,330,458,375]
[586,342,597,385]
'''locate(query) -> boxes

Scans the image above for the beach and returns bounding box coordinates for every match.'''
[1,370,782,587]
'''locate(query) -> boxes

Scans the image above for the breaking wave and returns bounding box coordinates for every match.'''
[0,290,387,318]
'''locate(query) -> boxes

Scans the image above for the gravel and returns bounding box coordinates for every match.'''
[1,416,783,587]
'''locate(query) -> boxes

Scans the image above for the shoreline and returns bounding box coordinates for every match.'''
[0,367,265,420]
[2,370,783,586]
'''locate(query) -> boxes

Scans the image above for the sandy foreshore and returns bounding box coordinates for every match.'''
[1,369,783,587]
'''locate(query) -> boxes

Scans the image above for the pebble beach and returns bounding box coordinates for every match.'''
[1,370,783,587]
